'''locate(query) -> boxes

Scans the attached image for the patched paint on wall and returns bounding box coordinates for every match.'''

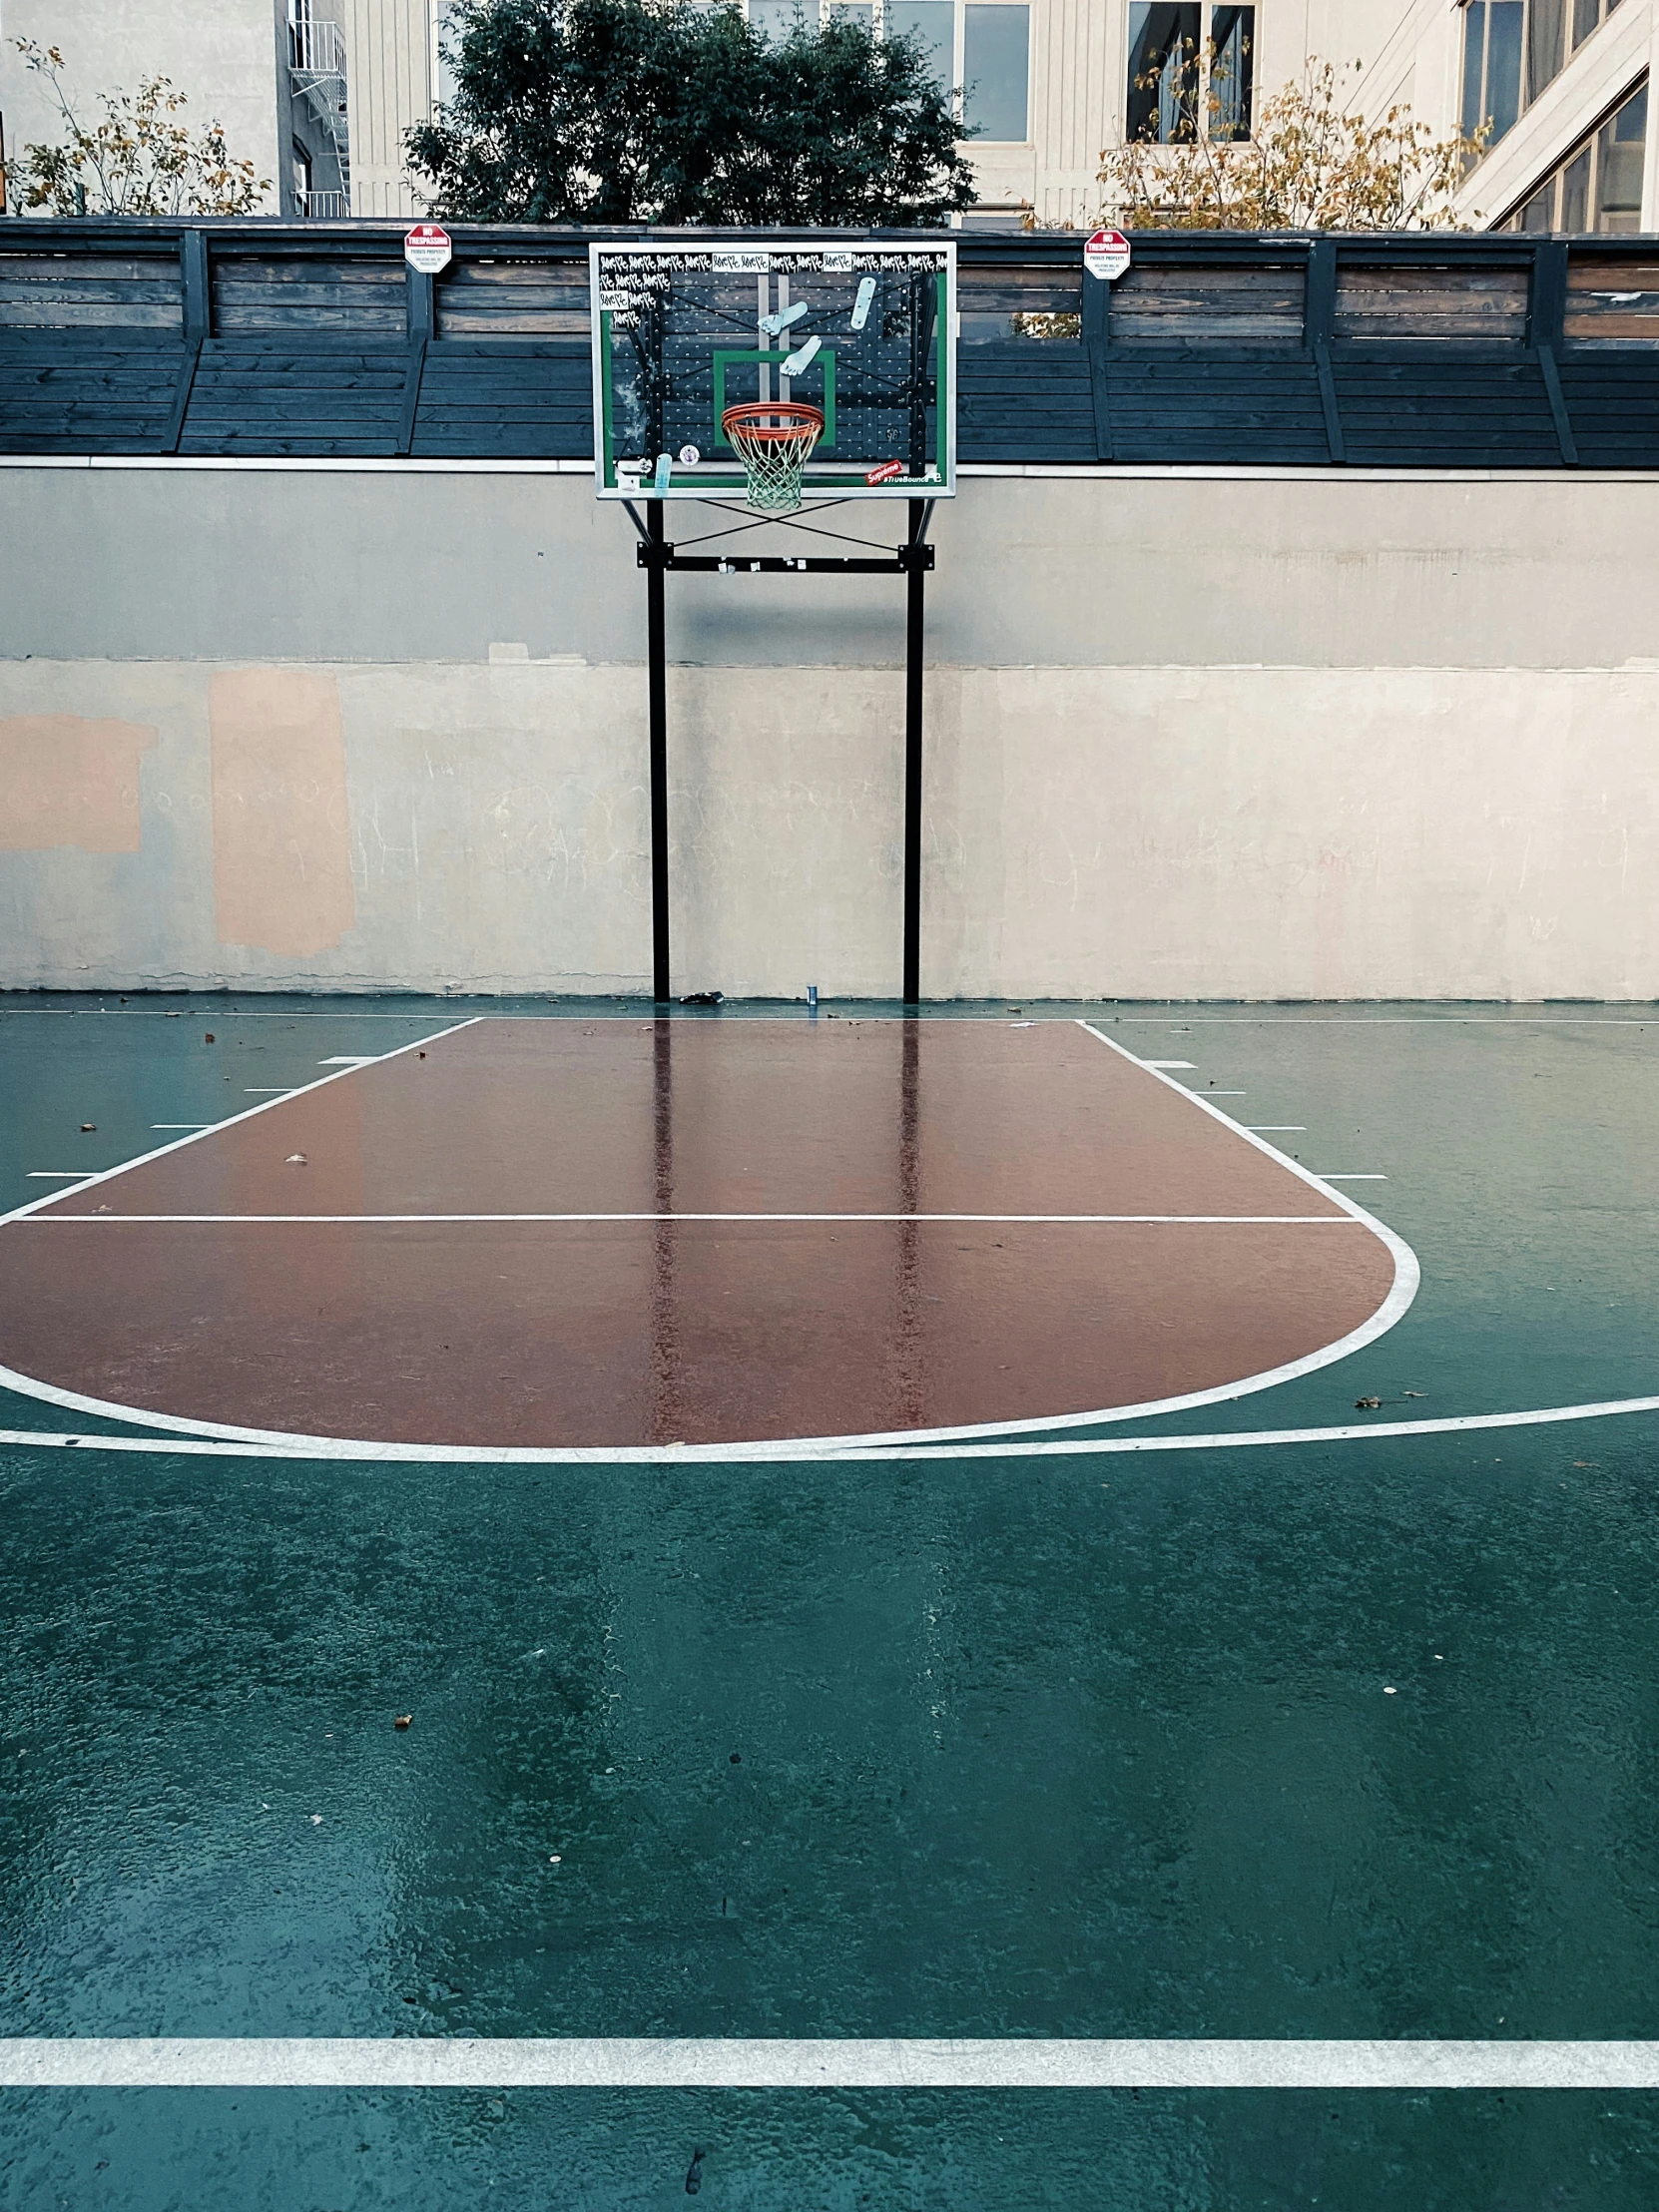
[209,669,355,957]
[0,715,157,852]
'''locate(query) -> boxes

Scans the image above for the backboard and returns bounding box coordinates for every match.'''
[590,240,956,502]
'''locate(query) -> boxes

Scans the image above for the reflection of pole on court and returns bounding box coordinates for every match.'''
[649,1014,678,1443]
[892,1017,926,1428]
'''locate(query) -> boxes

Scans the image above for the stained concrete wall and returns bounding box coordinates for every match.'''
[2,462,1658,999]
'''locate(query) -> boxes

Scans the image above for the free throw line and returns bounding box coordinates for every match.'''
[14,1212,1368,1227]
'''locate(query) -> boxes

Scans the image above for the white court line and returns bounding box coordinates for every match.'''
[16,1212,1366,1228]
[1322,1173,1388,1181]
[0,1018,1417,1463]
[0,1019,479,1233]
[3,1390,1659,1464]
[151,1124,212,1131]
[243,1087,295,1094]
[0,2037,1655,2089]
[24,1172,90,1180]
[1249,1126,1306,1132]
[1140,1059,1196,1068]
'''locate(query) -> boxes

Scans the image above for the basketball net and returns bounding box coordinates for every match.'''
[721,400,825,514]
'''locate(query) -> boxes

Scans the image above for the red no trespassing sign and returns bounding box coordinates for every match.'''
[404,224,452,275]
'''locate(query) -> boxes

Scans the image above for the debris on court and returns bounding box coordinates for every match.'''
[679,990,723,1006]
[1355,1395,1382,1409]
[204,1033,215,1043]
[394,1714,412,1730]
[79,1123,95,1132]
[285,1153,307,1165]
[685,2147,705,2195]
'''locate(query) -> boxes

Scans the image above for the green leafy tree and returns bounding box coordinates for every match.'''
[406,0,978,226]
[1099,60,1485,231]
[10,40,269,217]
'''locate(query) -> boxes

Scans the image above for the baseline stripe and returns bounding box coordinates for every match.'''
[1,2038,1656,2089]
[2,1392,1659,1463]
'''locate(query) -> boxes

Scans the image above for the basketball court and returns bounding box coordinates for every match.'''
[5,235,1659,2207]
[4,999,1659,2207]
[0,1015,1405,1453]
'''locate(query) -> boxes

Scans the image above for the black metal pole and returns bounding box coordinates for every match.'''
[901,499,925,1006]
[647,499,670,1003]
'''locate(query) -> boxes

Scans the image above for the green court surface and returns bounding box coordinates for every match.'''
[3,998,1659,2207]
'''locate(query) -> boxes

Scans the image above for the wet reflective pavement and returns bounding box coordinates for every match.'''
[3,999,1659,2206]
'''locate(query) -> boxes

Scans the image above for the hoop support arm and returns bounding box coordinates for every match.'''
[636,544,934,575]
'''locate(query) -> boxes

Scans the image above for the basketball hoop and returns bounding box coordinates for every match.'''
[721,400,825,514]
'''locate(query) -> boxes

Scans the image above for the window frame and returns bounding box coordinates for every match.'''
[741,0,1034,144]
[1461,0,1624,154]
[1500,74,1648,232]
[1123,1,1257,146]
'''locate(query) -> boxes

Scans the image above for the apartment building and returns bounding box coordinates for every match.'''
[0,0,428,219]
[963,0,1659,229]
[0,0,1654,232]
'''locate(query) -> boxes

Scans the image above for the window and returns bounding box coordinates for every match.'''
[750,1,1031,141]
[1504,78,1646,230]
[1126,2,1254,143]
[291,140,312,215]
[885,0,955,84]
[1462,0,1621,152]
[963,5,1030,139]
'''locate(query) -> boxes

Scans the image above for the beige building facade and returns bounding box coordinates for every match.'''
[1,2,1654,232]
[967,0,1659,232]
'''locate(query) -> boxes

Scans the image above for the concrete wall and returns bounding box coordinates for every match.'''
[3,461,1658,1000]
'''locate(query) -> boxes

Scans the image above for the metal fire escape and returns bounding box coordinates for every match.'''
[287,4,351,216]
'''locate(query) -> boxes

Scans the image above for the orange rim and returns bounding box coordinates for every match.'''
[721,401,826,444]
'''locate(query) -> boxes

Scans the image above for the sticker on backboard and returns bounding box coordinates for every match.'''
[404,223,452,275]
[865,460,904,485]
[1083,228,1131,281]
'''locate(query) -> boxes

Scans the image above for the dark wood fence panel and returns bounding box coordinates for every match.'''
[212,256,406,335]
[5,221,1659,468]
[1108,264,1305,347]
[1556,358,1659,462]
[958,342,1094,460]
[1334,265,1530,344]
[958,260,1083,342]
[0,252,183,330]
[0,340,184,449]
[1564,259,1659,344]
[411,341,593,457]
[1331,359,1560,463]
[1105,359,1328,462]
[433,259,591,338]
[180,347,408,455]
